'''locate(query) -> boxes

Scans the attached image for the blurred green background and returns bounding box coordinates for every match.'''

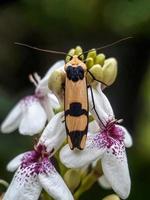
[0,0,150,199]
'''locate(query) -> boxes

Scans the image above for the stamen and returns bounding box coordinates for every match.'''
[29,74,38,86]
[33,72,41,83]
[117,118,123,124]
[106,119,118,130]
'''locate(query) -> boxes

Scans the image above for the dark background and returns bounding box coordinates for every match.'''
[0,0,150,199]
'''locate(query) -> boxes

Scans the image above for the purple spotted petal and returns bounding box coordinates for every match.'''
[3,164,42,200]
[102,140,131,199]
[117,125,133,148]
[60,133,106,168]
[7,152,29,172]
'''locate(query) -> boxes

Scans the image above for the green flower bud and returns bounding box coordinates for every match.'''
[95,53,105,65]
[86,72,93,85]
[102,194,120,200]
[0,179,9,188]
[53,106,63,114]
[48,69,65,99]
[102,58,117,86]
[86,57,94,69]
[75,46,83,55]
[64,169,81,192]
[74,161,102,199]
[88,64,103,84]
[66,48,75,62]
[87,49,97,60]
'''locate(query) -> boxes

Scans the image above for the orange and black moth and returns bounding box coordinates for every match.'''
[15,38,129,150]
[64,55,88,150]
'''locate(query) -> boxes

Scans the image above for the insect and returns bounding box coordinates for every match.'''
[15,37,132,150]
[64,55,89,150]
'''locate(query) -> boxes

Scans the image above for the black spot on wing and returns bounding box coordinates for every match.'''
[68,130,87,150]
[66,65,84,82]
[65,102,88,116]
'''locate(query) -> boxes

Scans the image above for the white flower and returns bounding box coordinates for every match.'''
[60,85,132,199]
[3,112,73,200]
[1,60,64,135]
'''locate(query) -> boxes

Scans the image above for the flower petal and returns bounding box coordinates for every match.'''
[48,93,60,108]
[7,152,28,172]
[39,170,74,200]
[3,165,42,200]
[118,125,133,148]
[98,175,111,189]
[102,143,131,199]
[40,95,55,121]
[43,60,65,80]
[96,84,114,116]
[88,120,100,133]
[19,98,47,135]
[88,86,114,125]
[60,133,106,168]
[1,101,22,133]
[36,60,65,95]
[39,112,66,152]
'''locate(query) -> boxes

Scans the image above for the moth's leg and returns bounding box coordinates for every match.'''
[87,70,108,87]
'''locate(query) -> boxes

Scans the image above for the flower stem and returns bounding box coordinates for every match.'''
[74,162,102,200]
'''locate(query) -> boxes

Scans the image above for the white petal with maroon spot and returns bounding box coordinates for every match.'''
[3,165,42,200]
[60,133,106,168]
[102,142,131,199]
[118,125,133,148]
[7,152,29,172]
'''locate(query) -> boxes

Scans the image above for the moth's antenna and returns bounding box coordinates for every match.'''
[14,42,66,55]
[83,36,133,54]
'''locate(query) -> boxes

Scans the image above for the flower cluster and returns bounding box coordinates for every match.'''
[1,46,132,200]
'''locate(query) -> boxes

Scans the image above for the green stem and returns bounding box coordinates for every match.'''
[42,191,54,200]
[74,166,102,200]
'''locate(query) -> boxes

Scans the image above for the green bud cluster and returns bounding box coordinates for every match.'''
[66,46,84,63]
[86,49,117,86]
[64,169,81,192]
[48,46,118,100]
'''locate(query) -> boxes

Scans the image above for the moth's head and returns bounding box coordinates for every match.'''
[64,55,87,71]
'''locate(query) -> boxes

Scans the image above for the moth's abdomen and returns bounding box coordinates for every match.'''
[65,78,88,150]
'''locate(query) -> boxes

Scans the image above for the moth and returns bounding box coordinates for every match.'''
[64,55,89,150]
